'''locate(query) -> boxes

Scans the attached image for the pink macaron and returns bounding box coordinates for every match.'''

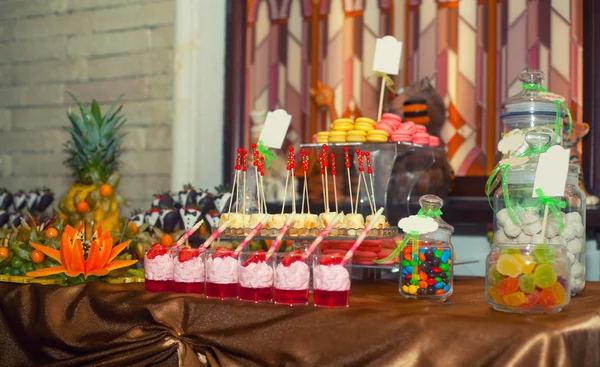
[376,122,394,135]
[412,132,430,146]
[396,123,417,135]
[380,118,402,129]
[391,132,413,143]
[381,113,402,124]
[414,124,427,133]
[429,136,440,147]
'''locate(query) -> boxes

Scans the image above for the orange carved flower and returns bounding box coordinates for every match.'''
[26,224,137,278]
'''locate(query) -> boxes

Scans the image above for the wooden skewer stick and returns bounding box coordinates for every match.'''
[281,170,289,214]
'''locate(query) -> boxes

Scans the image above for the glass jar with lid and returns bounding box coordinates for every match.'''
[486,243,571,314]
[500,69,567,153]
[492,163,586,295]
[398,195,454,302]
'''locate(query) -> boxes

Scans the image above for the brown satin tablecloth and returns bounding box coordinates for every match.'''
[0,278,599,367]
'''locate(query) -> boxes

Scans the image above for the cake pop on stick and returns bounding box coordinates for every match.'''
[354,149,363,214]
[341,207,384,265]
[322,144,330,212]
[266,212,296,259]
[252,143,261,214]
[281,155,290,214]
[233,214,271,256]
[288,146,296,213]
[365,152,376,212]
[344,147,354,214]
[360,152,375,215]
[319,153,327,213]
[242,149,248,214]
[228,148,243,214]
[330,152,338,213]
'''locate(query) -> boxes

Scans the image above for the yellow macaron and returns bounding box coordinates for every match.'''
[354,122,374,131]
[317,131,330,136]
[368,129,389,137]
[366,135,388,143]
[355,117,377,126]
[347,130,367,136]
[333,118,355,125]
[329,130,347,137]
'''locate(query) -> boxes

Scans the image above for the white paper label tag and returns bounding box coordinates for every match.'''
[398,215,438,234]
[533,145,570,197]
[497,131,525,155]
[372,35,403,75]
[258,109,292,149]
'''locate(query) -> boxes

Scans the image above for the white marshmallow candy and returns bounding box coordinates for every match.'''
[496,209,510,228]
[565,211,583,225]
[543,218,559,239]
[570,277,585,293]
[567,238,584,255]
[519,209,540,225]
[549,236,567,246]
[516,232,532,244]
[494,230,512,244]
[571,261,584,279]
[566,251,575,265]
[503,220,522,238]
[561,224,578,241]
[522,220,542,236]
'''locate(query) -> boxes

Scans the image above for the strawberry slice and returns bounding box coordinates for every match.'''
[212,247,233,259]
[243,250,266,267]
[147,245,167,259]
[319,253,343,265]
[282,250,303,267]
[178,248,200,263]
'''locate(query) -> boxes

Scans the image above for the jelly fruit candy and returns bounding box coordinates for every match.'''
[487,286,506,305]
[511,254,536,275]
[487,265,505,286]
[533,244,555,264]
[518,274,536,294]
[502,291,526,306]
[523,289,540,307]
[496,254,523,278]
[500,248,520,256]
[497,277,519,297]
[533,263,557,289]
[538,283,567,306]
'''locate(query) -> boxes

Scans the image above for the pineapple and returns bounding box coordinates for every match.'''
[59,94,127,233]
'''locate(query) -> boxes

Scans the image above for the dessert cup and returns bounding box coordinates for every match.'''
[144,244,174,292]
[313,254,351,308]
[205,248,239,299]
[238,250,273,303]
[273,252,310,305]
[172,248,205,294]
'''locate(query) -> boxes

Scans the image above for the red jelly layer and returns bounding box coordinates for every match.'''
[171,281,205,294]
[273,288,309,305]
[206,282,239,299]
[239,286,273,303]
[313,289,349,308]
[145,279,173,292]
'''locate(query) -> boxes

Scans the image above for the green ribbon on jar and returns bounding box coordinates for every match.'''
[535,188,566,232]
[373,209,443,266]
[485,163,519,224]
[257,140,277,168]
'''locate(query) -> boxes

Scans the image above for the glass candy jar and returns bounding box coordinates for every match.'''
[486,243,571,314]
[398,195,454,302]
[493,163,586,294]
[500,69,566,146]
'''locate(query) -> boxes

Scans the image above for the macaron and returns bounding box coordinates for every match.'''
[355,117,377,126]
[412,132,430,145]
[328,138,347,143]
[376,248,396,259]
[317,131,330,138]
[332,123,354,131]
[329,131,347,137]
[429,136,440,147]
[376,121,395,135]
[347,130,367,137]
[382,240,397,249]
[390,132,412,143]
[408,115,431,125]
[414,124,427,133]
[316,138,329,143]
[323,249,347,255]
[333,118,355,125]
[381,113,402,124]
[379,118,402,129]
[346,136,367,142]
[329,241,353,250]
[354,250,378,260]
[367,129,389,143]
[354,122,374,131]
[397,122,417,135]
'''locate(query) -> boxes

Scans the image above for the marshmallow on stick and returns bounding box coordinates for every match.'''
[341,207,384,265]
[266,212,296,259]
[303,212,345,257]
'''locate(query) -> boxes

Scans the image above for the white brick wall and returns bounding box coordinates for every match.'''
[0,0,174,214]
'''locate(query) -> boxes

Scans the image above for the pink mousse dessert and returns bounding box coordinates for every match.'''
[144,244,173,292]
[313,254,351,308]
[205,248,239,299]
[274,251,310,305]
[172,248,205,294]
[239,250,273,303]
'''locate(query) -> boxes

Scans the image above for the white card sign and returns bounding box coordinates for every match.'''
[372,35,403,75]
[532,145,570,197]
[258,109,292,149]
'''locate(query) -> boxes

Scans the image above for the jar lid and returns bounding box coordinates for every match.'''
[419,195,454,234]
[502,69,563,117]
